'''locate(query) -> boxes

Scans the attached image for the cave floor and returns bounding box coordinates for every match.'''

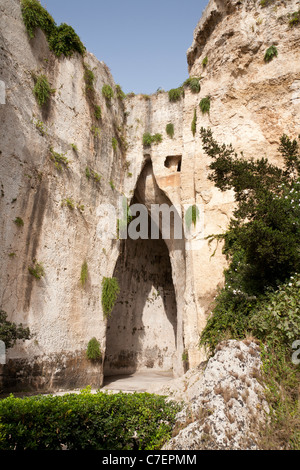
[101,371,174,394]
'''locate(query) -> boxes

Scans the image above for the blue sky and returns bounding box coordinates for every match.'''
[40,0,209,95]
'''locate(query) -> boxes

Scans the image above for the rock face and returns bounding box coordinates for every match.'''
[0,0,299,392]
[160,340,269,450]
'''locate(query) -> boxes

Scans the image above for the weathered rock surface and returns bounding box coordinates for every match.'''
[160,340,269,450]
[0,0,299,392]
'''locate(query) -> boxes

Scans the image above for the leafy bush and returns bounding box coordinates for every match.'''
[143,133,163,147]
[183,77,201,94]
[112,137,118,151]
[199,96,210,114]
[83,64,95,96]
[185,205,199,231]
[28,261,45,280]
[86,337,101,361]
[48,23,85,57]
[33,74,54,107]
[191,108,197,136]
[94,105,102,120]
[0,310,30,349]
[288,11,300,27]
[101,277,120,317]
[250,274,300,347]
[199,129,300,352]
[102,84,114,101]
[264,45,278,63]
[202,56,208,67]
[21,0,55,39]
[0,390,181,450]
[166,123,174,138]
[168,87,184,102]
[21,0,85,57]
[49,147,70,171]
[116,84,126,100]
[14,217,24,227]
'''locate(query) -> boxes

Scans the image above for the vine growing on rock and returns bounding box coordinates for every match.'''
[101,277,120,318]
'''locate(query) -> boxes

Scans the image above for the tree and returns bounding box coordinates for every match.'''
[0,310,31,349]
[199,129,300,350]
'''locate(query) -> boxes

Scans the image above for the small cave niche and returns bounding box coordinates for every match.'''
[164,155,182,172]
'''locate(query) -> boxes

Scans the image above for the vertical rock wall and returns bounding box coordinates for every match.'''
[0,0,300,391]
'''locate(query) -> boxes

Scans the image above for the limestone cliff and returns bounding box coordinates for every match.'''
[0,0,299,392]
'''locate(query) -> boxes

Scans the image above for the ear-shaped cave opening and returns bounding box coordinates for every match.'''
[104,224,177,376]
[104,160,184,380]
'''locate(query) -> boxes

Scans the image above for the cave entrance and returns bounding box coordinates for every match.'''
[104,224,177,378]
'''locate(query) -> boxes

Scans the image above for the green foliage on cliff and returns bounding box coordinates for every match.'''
[264,45,278,63]
[102,84,114,101]
[191,108,197,136]
[86,337,101,361]
[33,74,54,107]
[168,87,184,102]
[199,129,300,350]
[0,310,30,349]
[21,0,85,57]
[199,129,300,449]
[183,77,201,94]
[199,96,210,114]
[80,261,88,287]
[166,123,174,138]
[143,133,163,147]
[101,277,120,317]
[0,390,181,450]
[28,261,45,280]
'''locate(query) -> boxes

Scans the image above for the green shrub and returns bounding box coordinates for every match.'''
[166,123,174,138]
[101,277,120,317]
[28,261,45,280]
[94,105,102,120]
[48,23,85,57]
[21,0,85,57]
[116,84,126,100]
[168,87,184,102]
[0,390,181,450]
[112,137,118,151]
[199,129,300,353]
[102,84,114,101]
[33,74,54,107]
[199,96,210,114]
[80,261,88,287]
[264,45,278,63]
[14,217,24,227]
[86,337,101,361]
[288,11,300,27]
[0,310,31,349]
[183,77,201,93]
[143,133,163,147]
[84,65,95,96]
[143,132,153,147]
[21,0,55,39]
[250,274,300,347]
[109,180,115,190]
[49,147,70,171]
[202,56,208,67]
[191,108,197,136]
[85,167,101,183]
[185,204,199,231]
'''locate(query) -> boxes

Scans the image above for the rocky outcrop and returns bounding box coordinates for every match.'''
[160,340,269,450]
